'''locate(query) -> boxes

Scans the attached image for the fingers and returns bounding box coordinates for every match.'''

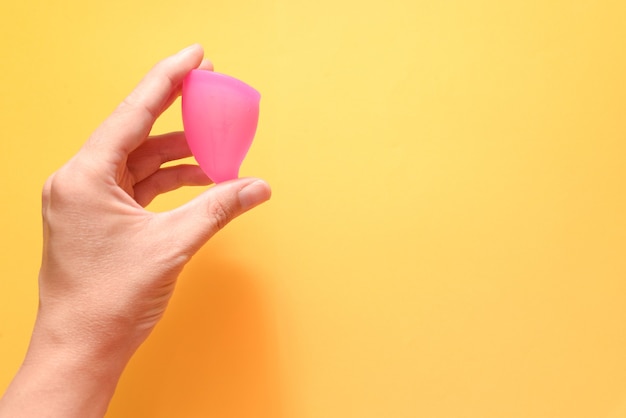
[88,44,205,157]
[160,58,215,112]
[165,178,271,254]
[127,132,193,184]
[133,165,212,207]
[198,58,214,72]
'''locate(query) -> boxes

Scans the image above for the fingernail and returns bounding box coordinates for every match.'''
[178,44,200,56]
[238,180,271,211]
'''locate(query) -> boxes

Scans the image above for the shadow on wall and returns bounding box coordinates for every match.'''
[108,243,284,418]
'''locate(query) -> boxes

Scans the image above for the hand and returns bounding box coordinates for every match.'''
[0,44,271,418]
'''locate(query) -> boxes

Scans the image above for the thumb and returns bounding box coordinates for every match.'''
[165,178,271,254]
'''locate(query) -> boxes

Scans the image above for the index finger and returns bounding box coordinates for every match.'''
[88,44,205,157]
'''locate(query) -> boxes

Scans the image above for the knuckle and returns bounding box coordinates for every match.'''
[45,163,90,208]
[207,196,234,231]
[41,173,55,207]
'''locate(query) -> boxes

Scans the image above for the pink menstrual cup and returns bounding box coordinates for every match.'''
[181,69,261,183]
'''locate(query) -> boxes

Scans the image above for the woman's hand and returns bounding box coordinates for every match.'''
[0,44,271,418]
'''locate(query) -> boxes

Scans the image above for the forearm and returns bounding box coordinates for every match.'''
[0,317,132,418]
[0,361,116,417]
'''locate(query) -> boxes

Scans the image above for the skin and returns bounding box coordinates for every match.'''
[0,44,271,417]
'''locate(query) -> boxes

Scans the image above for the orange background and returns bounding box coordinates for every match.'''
[1,1,626,417]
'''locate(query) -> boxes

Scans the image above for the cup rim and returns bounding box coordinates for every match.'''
[185,69,261,101]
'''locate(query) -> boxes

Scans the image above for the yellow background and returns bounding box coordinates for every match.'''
[1,1,626,417]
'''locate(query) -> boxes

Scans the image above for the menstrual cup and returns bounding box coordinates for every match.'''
[181,69,261,183]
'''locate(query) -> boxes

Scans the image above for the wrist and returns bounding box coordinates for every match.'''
[26,305,139,382]
[0,312,136,418]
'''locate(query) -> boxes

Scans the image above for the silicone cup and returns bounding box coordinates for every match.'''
[181,69,261,183]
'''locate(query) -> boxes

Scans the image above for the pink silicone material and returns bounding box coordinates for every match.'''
[181,69,261,183]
